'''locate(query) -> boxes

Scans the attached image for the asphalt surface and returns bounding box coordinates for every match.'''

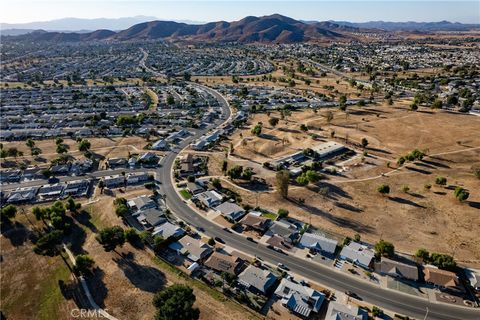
[157,84,480,320]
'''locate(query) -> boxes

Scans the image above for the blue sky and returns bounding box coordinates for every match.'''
[2,1,479,24]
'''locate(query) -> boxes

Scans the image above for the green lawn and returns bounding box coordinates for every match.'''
[179,189,192,200]
[261,212,277,220]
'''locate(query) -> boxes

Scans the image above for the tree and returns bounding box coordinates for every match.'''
[268,117,279,127]
[55,137,64,145]
[431,99,443,110]
[74,255,95,276]
[415,248,430,262]
[397,156,406,166]
[208,238,216,246]
[124,228,141,245]
[276,170,290,198]
[56,144,67,154]
[96,226,125,251]
[212,178,222,189]
[435,176,447,186]
[221,160,228,174]
[454,187,469,202]
[78,139,91,152]
[26,138,35,149]
[187,176,195,183]
[251,122,262,136]
[153,284,199,320]
[300,124,308,132]
[374,239,395,258]
[354,233,361,242]
[377,184,390,196]
[305,170,320,183]
[296,174,309,186]
[183,72,191,81]
[34,230,63,256]
[277,208,289,219]
[361,138,369,149]
[0,204,17,223]
[66,197,81,213]
[227,165,243,180]
[98,180,105,194]
[430,253,456,271]
[166,95,175,105]
[410,103,418,111]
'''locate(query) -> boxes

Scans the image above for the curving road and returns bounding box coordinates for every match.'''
[157,84,479,320]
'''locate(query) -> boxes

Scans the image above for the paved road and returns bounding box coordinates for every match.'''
[157,84,479,320]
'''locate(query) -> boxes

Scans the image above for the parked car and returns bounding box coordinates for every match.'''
[246,237,256,243]
[345,291,362,300]
[214,236,225,244]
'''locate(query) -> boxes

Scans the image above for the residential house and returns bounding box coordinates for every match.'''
[23,166,44,180]
[203,252,244,276]
[126,172,149,185]
[138,152,159,166]
[168,235,213,262]
[6,186,39,204]
[339,242,375,269]
[194,190,223,208]
[63,179,90,197]
[423,267,459,288]
[274,278,325,318]
[127,196,156,212]
[136,208,166,229]
[50,163,71,176]
[186,182,204,195]
[107,157,127,168]
[214,201,246,221]
[152,221,185,240]
[240,213,271,233]
[299,233,338,257]
[378,257,419,281]
[265,220,300,244]
[151,139,168,151]
[325,301,368,320]
[103,175,125,189]
[38,183,65,200]
[238,265,278,295]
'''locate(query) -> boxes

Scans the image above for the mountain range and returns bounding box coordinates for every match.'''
[2,14,478,44]
[2,14,359,43]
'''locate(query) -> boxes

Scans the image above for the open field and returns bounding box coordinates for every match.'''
[213,102,480,266]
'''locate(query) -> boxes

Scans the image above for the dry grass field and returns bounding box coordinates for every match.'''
[214,101,480,266]
[0,189,260,320]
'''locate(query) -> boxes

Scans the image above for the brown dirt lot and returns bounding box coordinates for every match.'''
[216,103,480,267]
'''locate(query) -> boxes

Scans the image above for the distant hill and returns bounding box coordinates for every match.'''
[5,14,355,43]
[0,16,158,33]
[331,20,480,31]
[8,14,477,44]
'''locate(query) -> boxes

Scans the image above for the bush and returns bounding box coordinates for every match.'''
[435,176,447,186]
[277,208,289,219]
[453,187,469,202]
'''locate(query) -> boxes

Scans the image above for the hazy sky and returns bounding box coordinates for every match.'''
[1,0,479,24]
